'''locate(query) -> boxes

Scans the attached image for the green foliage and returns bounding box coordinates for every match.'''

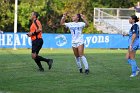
[0,0,139,33]
[0,0,14,31]
[93,0,139,8]
[18,0,46,32]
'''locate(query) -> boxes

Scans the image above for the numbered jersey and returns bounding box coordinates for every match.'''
[129,23,139,46]
[65,22,85,43]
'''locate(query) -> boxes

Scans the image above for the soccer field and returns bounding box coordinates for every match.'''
[0,49,140,93]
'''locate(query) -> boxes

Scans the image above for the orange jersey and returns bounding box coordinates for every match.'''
[30,19,42,41]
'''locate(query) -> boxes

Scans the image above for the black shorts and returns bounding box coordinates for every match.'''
[32,38,43,54]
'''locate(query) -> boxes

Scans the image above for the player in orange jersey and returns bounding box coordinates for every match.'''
[27,12,53,72]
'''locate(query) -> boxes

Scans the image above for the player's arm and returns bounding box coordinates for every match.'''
[27,21,42,37]
[80,14,89,27]
[31,21,42,36]
[122,33,129,36]
[129,33,136,51]
[35,21,42,33]
[60,13,67,25]
[130,33,136,46]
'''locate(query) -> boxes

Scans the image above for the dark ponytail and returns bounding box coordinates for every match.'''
[33,12,39,18]
[77,14,82,22]
[131,15,139,23]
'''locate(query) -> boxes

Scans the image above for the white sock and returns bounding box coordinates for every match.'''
[75,57,82,69]
[80,56,89,69]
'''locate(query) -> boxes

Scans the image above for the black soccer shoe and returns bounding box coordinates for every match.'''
[48,59,53,70]
[85,69,89,75]
[79,68,83,73]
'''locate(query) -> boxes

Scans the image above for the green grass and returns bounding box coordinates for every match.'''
[0,48,140,93]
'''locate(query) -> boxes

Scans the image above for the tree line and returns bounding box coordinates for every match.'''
[0,0,139,33]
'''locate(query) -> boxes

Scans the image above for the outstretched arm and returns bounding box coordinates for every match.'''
[122,33,129,37]
[60,13,67,25]
[80,14,89,27]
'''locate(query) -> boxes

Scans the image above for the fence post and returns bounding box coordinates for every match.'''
[117,8,120,19]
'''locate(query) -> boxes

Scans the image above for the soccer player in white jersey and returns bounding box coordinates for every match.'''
[60,13,89,74]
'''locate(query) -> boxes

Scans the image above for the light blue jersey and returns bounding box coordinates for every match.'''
[129,23,139,50]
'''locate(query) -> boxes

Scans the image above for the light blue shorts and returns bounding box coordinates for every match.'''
[128,45,139,51]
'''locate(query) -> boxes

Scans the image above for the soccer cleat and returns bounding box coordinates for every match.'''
[130,74,136,77]
[79,68,83,73]
[85,69,89,75]
[48,59,53,70]
[39,68,44,72]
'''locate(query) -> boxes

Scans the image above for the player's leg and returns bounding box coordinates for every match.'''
[35,39,53,70]
[78,44,89,74]
[126,51,131,65]
[129,51,137,77]
[72,45,82,73]
[129,46,139,77]
[131,46,140,72]
[32,40,44,71]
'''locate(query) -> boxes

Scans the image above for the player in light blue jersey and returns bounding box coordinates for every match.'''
[125,15,140,77]
[60,13,89,74]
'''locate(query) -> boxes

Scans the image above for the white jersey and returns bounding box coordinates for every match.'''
[64,22,85,43]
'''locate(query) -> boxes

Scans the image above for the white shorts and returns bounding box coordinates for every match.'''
[72,42,84,48]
